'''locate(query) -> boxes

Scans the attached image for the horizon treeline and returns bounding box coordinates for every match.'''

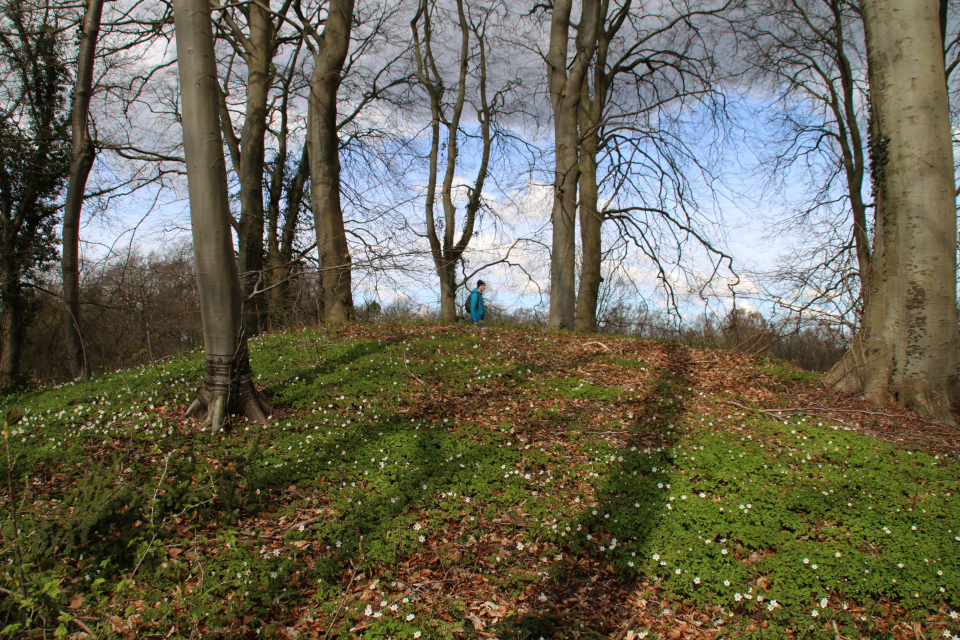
[12,246,845,386]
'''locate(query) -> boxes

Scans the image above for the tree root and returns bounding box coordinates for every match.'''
[186,353,271,433]
[825,336,958,426]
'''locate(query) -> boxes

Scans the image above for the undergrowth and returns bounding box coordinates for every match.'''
[0,324,957,639]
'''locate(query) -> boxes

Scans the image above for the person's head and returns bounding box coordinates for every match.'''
[477,280,486,292]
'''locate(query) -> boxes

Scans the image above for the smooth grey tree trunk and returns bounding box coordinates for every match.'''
[173,0,270,431]
[547,0,600,330]
[307,0,355,325]
[62,0,103,380]
[575,126,602,332]
[826,0,960,423]
[574,0,612,332]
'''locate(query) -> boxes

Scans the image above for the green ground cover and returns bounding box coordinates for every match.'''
[0,323,957,639]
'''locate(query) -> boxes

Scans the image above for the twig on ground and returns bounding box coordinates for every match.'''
[614,616,639,640]
[723,399,858,429]
[724,398,960,438]
[238,531,283,541]
[404,359,425,385]
[284,515,322,532]
[582,341,611,351]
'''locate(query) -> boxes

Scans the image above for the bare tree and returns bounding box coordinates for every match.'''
[411,0,513,322]
[173,0,270,430]
[826,0,960,423]
[263,40,311,325]
[212,0,302,334]
[294,0,356,324]
[574,0,733,331]
[739,0,870,332]
[545,0,600,330]
[62,0,103,380]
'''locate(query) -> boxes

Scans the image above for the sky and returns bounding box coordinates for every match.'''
[71,0,872,332]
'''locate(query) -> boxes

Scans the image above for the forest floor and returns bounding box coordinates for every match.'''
[1,322,959,640]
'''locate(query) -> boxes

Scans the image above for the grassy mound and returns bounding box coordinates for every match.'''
[1,323,958,639]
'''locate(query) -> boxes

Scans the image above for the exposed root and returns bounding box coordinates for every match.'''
[899,384,956,427]
[823,336,864,392]
[185,353,272,433]
[824,335,958,426]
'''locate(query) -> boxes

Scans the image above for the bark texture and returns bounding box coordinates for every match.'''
[547,0,600,330]
[825,0,960,423]
[0,276,24,388]
[62,0,103,380]
[575,125,602,332]
[307,0,355,325]
[234,2,276,335]
[574,0,612,332]
[173,0,270,431]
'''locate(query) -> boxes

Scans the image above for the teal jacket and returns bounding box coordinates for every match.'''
[469,288,485,322]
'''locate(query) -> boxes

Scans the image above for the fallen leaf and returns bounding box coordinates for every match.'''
[466,613,486,630]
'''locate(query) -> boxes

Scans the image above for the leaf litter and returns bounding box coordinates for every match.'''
[1,323,959,639]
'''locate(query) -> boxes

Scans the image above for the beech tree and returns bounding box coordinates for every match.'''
[546,0,600,330]
[737,0,871,331]
[298,0,356,324]
[212,0,301,334]
[173,0,270,430]
[411,0,508,323]
[263,46,311,326]
[61,0,103,380]
[825,0,960,423]
[574,0,732,331]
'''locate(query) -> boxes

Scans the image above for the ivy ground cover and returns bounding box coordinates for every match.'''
[1,323,958,639]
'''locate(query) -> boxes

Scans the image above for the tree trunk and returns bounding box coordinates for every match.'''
[266,146,308,327]
[575,127,602,332]
[438,263,457,323]
[825,0,960,423]
[574,30,608,333]
[308,0,355,325]
[235,1,274,336]
[411,0,492,325]
[62,0,103,380]
[173,0,270,432]
[265,47,307,327]
[547,0,600,330]
[549,99,581,331]
[0,274,24,388]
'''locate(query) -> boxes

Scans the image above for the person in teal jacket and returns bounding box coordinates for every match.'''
[469,280,486,324]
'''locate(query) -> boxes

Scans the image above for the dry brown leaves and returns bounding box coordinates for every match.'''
[33,326,960,639]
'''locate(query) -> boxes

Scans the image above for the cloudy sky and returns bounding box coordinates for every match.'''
[74,0,872,329]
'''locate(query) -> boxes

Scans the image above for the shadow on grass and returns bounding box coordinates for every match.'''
[493,345,694,639]
[3,336,705,638]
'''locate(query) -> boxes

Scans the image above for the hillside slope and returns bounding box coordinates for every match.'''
[1,323,958,639]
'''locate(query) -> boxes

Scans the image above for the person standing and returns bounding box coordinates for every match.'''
[469,280,486,325]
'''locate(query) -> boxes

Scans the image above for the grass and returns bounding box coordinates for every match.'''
[0,322,958,639]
